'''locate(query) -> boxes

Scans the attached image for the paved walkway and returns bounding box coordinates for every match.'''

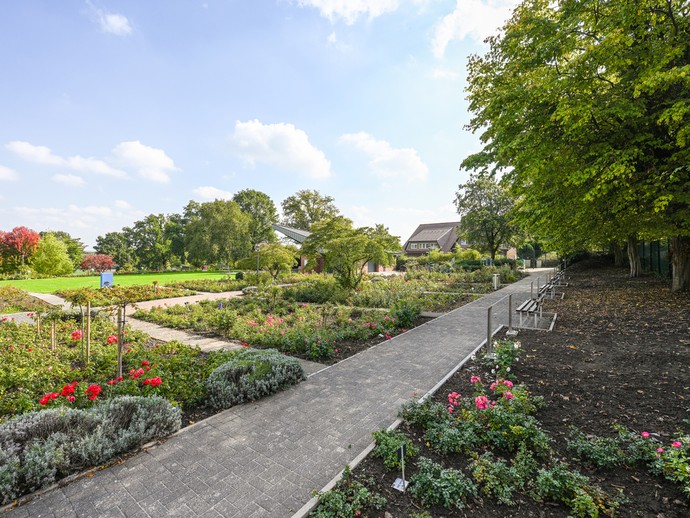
[5,271,550,517]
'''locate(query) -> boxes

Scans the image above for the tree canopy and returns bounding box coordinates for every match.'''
[462,0,690,290]
[454,175,516,260]
[185,200,251,266]
[31,233,74,276]
[281,190,340,231]
[233,189,278,246]
[303,217,398,290]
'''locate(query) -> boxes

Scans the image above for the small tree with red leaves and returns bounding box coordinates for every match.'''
[0,226,41,269]
[80,254,115,273]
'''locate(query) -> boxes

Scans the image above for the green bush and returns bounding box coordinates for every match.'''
[372,429,418,470]
[470,452,519,505]
[531,461,613,517]
[390,298,421,328]
[409,457,477,510]
[0,396,180,504]
[313,468,387,518]
[205,348,305,410]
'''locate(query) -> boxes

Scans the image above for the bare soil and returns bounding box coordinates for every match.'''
[345,258,690,517]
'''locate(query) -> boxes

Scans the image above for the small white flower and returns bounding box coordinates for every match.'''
[506,367,511,372]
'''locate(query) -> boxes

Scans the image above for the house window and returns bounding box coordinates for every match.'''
[410,243,418,249]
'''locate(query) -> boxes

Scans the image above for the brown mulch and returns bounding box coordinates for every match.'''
[343,258,690,517]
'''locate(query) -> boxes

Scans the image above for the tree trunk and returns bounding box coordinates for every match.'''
[611,241,625,267]
[671,236,690,292]
[627,235,642,278]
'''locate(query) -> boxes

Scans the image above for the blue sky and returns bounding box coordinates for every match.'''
[0,0,517,250]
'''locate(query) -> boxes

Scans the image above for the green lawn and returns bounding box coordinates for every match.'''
[0,271,229,294]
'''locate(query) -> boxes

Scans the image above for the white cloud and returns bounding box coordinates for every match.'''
[193,186,234,201]
[294,0,399,24]
[6,141,64,166]
[114,199,132,209]
[87,1,133,36]
[230,119,332,179]
[328,32,337,43]
[433,68,461,80]
[111,141,178,183]
[432,0,517,57]
[53,174,86,187]
[340,132,429,182]
[6,141,127,177]
[0,165,18,181]
[67,204,113,217]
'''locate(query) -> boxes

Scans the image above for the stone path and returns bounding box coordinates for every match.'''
[4,271,552,517]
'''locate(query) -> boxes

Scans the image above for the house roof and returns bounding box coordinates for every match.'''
[404,221,461,253]
[271,223,311,244]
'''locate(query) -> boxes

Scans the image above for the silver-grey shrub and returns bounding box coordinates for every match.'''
[205,348,305,410]
[0,396,180,505]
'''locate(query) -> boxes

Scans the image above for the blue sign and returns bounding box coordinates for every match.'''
[100,272,114,288]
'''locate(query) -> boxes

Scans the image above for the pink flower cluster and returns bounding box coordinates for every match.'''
[475,395,489,410]
[107,335,118,344]
[71,330,83,341]
[446,392,463,413]
[470,375,482,385]
[490,379,513,390]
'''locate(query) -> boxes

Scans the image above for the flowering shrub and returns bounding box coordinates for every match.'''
[485,340,522,380]
[134,298,399,360]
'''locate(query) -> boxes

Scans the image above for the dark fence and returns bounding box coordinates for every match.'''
[638,240,671,278]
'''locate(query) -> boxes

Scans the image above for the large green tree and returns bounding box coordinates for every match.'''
[462,0,690,290]
[31,233,74,276]
[95,231,134,268]
[185,200,251,266]
[454,175,516,260]
[233,189,278,246]
[281,190,340,231]
[303,217,397,290]
[124,214,172,271]
[44,231,85,269]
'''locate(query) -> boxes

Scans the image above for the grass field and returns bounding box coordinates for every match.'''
[0,271,230,294]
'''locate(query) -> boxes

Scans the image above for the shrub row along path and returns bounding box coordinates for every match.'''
[6,271,549,517]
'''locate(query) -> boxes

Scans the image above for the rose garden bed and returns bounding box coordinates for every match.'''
[312,259,690,517]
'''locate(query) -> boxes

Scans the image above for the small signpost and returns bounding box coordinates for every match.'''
[100,272,114,288]
[392,444,408,492]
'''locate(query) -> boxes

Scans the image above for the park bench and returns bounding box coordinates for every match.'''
[516,294,545,327]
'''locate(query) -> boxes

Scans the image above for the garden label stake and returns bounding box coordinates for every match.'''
[392,444,408,492]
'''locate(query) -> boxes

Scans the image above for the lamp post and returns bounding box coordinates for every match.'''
[255,243,261,277]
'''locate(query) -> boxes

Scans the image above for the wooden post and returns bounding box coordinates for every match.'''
[51,322,56,351]
[486,306,494,356]
[117,306,124,379]
[85,301,91,364]
[36,315,41,336]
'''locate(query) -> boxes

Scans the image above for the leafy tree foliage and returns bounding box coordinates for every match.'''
[31,233,74,276]
[124,214,172,271]
[80,254,115,273]
[255,243,297,279]
[462,0,690,290]
[233,189,278,246]
[0,226,40,269]
[454,175,516,260]
[281,190,340,231]
[303,217,398,290]
[45,231,85,269]
[185,200,251,266]
[95,231,135,268]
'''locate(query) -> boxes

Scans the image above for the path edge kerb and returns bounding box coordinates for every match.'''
[291,328,501,518]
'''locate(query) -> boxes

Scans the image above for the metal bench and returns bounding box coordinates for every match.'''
[516,296,544,327]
